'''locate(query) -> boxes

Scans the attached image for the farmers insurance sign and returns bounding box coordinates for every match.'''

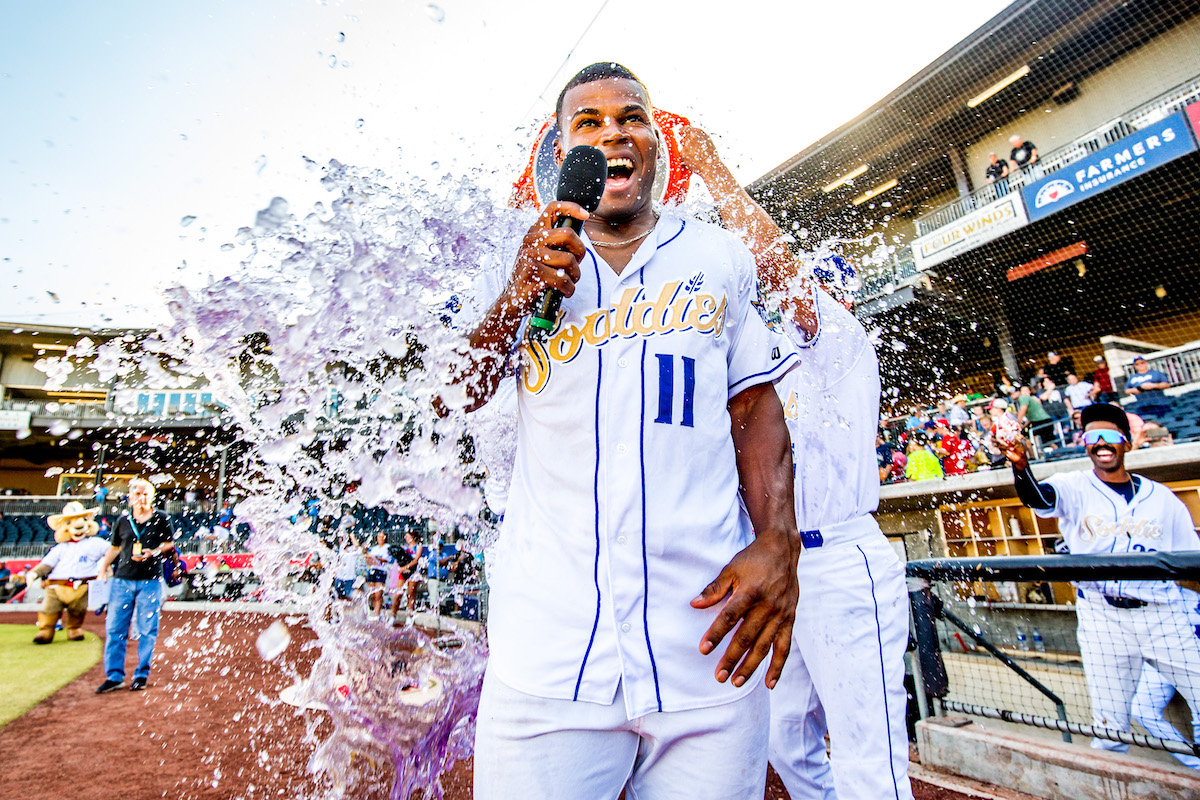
[1022,111,1197,222]
[912,193,1029,269]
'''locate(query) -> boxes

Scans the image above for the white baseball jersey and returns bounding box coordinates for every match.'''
[480,212,799,719]
[41,537,111,580]
[775,286,881,535]
[1036,470,1200,603]
[767,285,914,800]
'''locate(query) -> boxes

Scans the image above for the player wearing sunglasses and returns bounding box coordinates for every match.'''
[999,403,1200,760]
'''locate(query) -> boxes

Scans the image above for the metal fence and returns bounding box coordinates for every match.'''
[908,553,1200,764]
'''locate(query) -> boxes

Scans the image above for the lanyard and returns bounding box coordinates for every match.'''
[128,513,146,543]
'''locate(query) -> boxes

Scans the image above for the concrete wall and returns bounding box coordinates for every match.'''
[965,15,1200,181]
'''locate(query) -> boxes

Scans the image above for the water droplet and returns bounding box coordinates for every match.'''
[179,133,188,141]
[255,155,268,174]
[355,118,364,129]
[336,31,345,43]
[328,54,338,68]
[425,3,445,22]
[47,421,70,437]
[180,215,197,227]
[430,161,440,170]
[256,620,291,661]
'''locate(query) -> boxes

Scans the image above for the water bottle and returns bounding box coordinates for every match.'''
[1016,626,1030,651]
[1032,627,1046,652]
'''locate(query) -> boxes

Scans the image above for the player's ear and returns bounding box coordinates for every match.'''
[553,136,564,167]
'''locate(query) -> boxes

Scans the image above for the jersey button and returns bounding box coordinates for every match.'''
[621,622,632,633]
[617,535,627,545]
[616,443,628,455]
[618,357,628,367]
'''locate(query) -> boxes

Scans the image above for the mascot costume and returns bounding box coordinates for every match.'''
[27,501,111,644]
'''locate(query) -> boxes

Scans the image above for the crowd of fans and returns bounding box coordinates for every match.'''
[881,351,1181,484]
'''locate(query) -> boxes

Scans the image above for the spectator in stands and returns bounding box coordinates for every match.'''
[1008,134,1039,172]
[1124,356,1172,421]
[904,432,944,482]
[1039,378,1069,422]
[905,407,925,431]
[1043,351,1074,387]
[994,372,1016,399]
[1063,373,1094,413]
[1015,385,1055,448]
[876,433,898,483]
[947,394,971,427]
[0,564,10,586]
[1089,356,1118,403]
[936,424,972,476]
[984,152,1009,189]
[970,406,990,437]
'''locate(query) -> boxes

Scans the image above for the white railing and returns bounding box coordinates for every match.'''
[915,74,1200,236]
[0,495,91,515]
[859,245,920,302]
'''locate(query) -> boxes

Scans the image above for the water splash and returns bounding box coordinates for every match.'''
[33,156,534,799]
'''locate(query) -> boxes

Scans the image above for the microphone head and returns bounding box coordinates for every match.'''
[557,145,608,213]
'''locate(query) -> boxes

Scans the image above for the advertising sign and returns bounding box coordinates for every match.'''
[0,409,32,431]
[912,192,1029,269]
[1022,111,1197,222]
[1187,100,1200,142]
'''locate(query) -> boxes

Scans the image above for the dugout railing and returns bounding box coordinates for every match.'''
[907,552,1200,760]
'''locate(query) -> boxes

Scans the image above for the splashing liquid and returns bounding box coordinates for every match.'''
[36,157,537,799]
[34,151,902,799]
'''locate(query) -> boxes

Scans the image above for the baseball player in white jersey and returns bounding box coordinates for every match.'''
[679,127,913,800]
[1002,402,1200,753]
[453,63,802,799]
[1131,663,1200,769]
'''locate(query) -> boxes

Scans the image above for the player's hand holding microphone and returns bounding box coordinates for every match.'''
[506,146,607,338]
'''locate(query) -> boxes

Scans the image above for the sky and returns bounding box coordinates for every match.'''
[1,0,1014,326]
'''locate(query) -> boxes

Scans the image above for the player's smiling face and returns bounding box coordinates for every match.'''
[558,78,658,224]
[1084,420,1130,474]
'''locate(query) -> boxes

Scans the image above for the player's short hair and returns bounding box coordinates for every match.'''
[555,62,647,122]
[128,477,156,499]
[1081,403,1131,440]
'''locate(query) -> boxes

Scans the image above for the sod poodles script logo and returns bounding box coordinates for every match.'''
[1034,179,1074,209]
[520,275,727,394]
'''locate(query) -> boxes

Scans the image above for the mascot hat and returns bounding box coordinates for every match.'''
[48,501,100,543]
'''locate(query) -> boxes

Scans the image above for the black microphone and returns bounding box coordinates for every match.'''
[528,145,608,338]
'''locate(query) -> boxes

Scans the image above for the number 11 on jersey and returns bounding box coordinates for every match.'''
[654,353,695,427]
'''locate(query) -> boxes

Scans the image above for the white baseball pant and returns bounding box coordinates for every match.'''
[1130,663,1200,769]
[473,669,769,800]
[1076,593,1200,753]
[768,524,913,800]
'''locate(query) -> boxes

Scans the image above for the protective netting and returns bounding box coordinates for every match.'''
[749,0,1200,444]
[919,574,1200,766]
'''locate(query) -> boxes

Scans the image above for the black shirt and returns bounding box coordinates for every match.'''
[985,161,1007,181]
[1010,141,1037,168]
[111,510,175,581]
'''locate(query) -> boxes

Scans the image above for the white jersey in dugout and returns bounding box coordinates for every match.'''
[1037,469,1200,603]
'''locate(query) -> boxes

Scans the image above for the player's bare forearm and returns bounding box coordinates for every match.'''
[677,126,817,336]
[691,382,799,690]
[444,202,588,413]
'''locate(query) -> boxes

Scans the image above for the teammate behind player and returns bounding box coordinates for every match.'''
[457,63,802,799]
[1000,403,1200,753]
[679,127,914,800]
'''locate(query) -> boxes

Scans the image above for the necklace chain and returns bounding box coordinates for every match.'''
[592,227,653,248]
[589,214,658,248]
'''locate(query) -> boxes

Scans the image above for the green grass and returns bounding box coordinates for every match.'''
[0,624,102,728]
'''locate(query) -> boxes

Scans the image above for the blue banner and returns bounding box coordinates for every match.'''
[1022,111,1197,222]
